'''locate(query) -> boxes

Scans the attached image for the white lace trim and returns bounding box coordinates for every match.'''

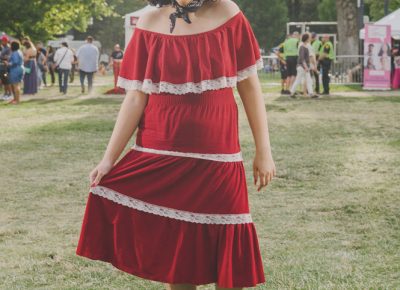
[91,186,253,225]
[117,58,263,95]
[132,144,243,162]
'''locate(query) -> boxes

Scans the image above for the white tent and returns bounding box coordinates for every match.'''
[360,8,400,39]
[124,5,158,48]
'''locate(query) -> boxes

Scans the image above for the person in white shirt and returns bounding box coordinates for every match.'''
[290,33,319,98]
[53,42,74,94]
[301,33,318,96]
[76,36,99,93]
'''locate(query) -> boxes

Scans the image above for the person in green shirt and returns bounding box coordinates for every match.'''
[311,32,322,94]
[275,37,290,95]
[319,35,335,95]
[283,31,300,89]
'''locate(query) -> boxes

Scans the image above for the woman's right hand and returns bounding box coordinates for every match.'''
[89,159,114,187]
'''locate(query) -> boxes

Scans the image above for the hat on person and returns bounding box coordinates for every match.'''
[1,35,9,42]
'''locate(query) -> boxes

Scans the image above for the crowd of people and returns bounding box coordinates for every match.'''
[0,34,125,105]
[275,31,335,98]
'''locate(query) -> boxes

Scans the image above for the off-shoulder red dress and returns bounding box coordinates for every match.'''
[76,10,265,288]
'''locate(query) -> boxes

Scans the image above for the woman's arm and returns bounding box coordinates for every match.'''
[90,90,148,186]
[237,74,276,191]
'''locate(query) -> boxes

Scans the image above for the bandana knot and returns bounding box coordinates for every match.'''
[169,0,206,33]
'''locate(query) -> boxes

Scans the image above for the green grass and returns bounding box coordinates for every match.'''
[0,79,399,289]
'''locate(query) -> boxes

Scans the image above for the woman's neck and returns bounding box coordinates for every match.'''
[168,0,213,20]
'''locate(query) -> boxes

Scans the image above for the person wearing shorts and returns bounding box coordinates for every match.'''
[284,31,300,89]
[275,41,289,94]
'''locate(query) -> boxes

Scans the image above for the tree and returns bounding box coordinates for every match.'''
[74,0,146,51]
[235,0,288,50]
[335,0,359,55]
[0,0,115,40]
[286,0,321,22]
[366,0,400,21]
[318,0,337,21]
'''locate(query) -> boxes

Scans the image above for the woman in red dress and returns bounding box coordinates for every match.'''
[76,0,276,289]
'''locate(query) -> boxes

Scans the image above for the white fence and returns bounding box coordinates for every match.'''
[259,55,364,84]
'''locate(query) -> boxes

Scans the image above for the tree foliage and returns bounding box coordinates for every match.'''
[366,0,400,21]
[318,0,337,21]
[286,0,320,22]
[235,0,288,51]
[74,0,146,51]
[0,0,115,40]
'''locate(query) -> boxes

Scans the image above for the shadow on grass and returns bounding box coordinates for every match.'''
[30,118,115,135]
[73,98,121,106]
[274,94,400,104]
[21,98,71,105]
[367,96,400,103]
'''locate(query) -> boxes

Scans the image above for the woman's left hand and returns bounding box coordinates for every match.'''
[253,151,276,192]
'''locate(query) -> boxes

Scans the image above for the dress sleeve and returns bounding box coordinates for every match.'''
[117,29,149,92]
[235,12,263,82]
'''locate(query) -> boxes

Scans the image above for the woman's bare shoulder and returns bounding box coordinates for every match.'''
[136,1,241,29]
[135,6,171,31]
[210,0,241,18]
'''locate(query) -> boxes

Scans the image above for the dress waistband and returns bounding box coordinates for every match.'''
[148,87,235,106]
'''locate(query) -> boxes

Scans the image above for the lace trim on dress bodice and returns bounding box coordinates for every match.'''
[117,58,263,95]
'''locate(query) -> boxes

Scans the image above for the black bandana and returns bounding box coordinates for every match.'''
[168,0,207,33]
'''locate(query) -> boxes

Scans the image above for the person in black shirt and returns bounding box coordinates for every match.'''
[1,35,12,99]
[275,39,290,95]
[110,44,124,88]
[46,46,56,86]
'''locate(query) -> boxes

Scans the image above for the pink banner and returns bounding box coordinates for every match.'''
[363,24,391,90]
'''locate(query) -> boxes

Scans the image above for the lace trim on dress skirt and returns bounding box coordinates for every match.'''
[91,186,253,224]
[117,58,264,95]
[132,144,243,162]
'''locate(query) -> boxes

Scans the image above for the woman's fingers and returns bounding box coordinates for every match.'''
[93,171,105,186]
[257,173,266,191]
[89,168,98,184]
[253,164,258,185]
[255,169,276,191]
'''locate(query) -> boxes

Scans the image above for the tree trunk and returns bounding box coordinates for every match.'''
[336,0,359,55]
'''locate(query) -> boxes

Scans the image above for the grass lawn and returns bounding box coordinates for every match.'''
[0,79,399,289]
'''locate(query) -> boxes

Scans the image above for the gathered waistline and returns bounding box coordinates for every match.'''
[132,143,243,162]
[147,87,236,106]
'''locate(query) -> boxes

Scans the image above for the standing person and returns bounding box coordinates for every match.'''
[283,31,299,90]
[69,48,78,84]
[22,39,38,95]
[46,46,56,86]
[275,39,289,95]
[290,33,318,98]
[36,42,47,87]
[54,42,74,94]
[110,44,124,89]
[99,52,109,75]
[76,0,276,289]
[301,32,318,97]
[392,47,400,89]
[77,36,99,93]
[6,41,24,105]
[311,32,322,94]
[0,35,12,100]
[319,35,335,95]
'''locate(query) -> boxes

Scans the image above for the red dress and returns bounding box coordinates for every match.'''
[76,10,265,288]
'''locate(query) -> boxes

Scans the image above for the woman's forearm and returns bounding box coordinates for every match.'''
[237,74,272,155]
[102,90,148,165]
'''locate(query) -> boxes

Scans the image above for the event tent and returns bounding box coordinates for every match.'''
[360,8,400,39]
[124,5,157,48]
